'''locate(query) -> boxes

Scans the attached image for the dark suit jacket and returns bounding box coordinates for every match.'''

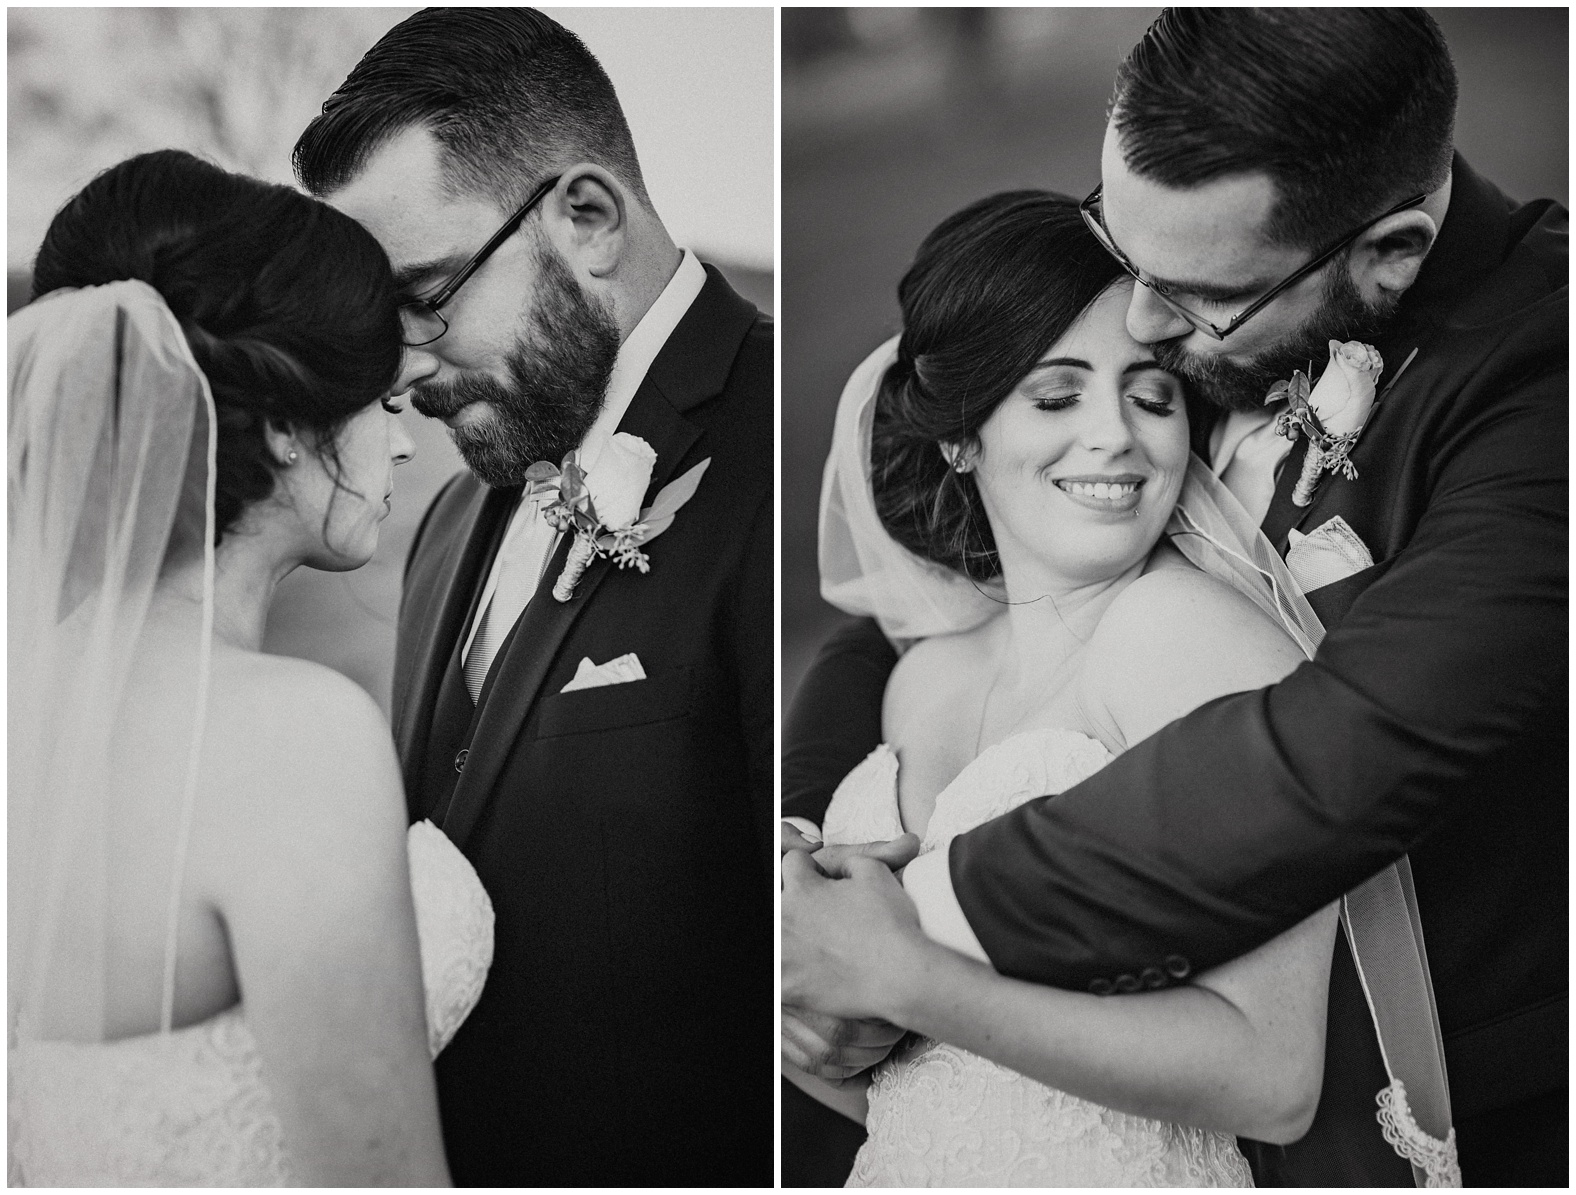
[396,266,773,1186]
[784,158,1567,1185]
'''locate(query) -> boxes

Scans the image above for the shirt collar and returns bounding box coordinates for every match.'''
[578,249,707,474]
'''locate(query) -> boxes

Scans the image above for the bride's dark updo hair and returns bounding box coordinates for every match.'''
[872,191,1124,581]
[30,149,403,544]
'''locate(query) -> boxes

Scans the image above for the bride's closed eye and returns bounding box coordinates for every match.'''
[382,398,405,414]
[1125,386,1178,417]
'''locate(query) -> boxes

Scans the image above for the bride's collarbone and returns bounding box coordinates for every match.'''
[886,625,1105,838]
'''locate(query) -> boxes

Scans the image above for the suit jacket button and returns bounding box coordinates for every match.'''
[1164,954,1191,979]
[455,748,468,773]
[1088,978,1114,996]
[1140,966,1166,989]
[1115,973,1141,993]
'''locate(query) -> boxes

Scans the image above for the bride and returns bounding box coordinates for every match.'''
[783,191,1338,1185]
[9,150,490,1185]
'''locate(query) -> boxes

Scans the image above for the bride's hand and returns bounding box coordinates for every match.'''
[781,849,932,1023]
[781,1006,904,1081]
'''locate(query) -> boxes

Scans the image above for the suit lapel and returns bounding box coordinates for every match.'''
[397,482,515,793]
[435,269,755,849]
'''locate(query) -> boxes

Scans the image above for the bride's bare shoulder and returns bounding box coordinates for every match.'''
[200,650,401,832]
[1086,565,1306,745]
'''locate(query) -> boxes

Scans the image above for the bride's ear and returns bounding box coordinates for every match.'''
[940,440,977,474]
[264,420,301,469]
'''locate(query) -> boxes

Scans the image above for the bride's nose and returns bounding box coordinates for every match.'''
[390,416,416,466]
[1076,389,1136,456]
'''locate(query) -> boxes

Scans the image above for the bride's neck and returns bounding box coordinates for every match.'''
[992,551,1148,692]
[158,527,303,652]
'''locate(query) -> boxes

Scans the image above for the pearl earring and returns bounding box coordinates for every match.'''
[286,449,299,465]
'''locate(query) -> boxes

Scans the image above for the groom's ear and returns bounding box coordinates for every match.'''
[553,165,626,279]
[1347,209,1439,305]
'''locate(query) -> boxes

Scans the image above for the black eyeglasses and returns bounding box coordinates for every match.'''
[1079,184,1427,342]
[399,174,562,347]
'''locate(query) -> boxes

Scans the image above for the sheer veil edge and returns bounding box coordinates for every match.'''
[9,280,218,1045]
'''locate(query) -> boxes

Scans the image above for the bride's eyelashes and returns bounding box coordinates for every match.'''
[382,398,406,414]
[1027,390,1179,417]
[1128,389,1179,417]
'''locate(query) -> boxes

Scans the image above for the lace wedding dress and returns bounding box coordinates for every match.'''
[9,820,493,1186]
[823,729,1253,1187]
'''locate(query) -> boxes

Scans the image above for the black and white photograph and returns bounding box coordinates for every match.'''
[780,8,1566,1189]
[9,6,772,1186]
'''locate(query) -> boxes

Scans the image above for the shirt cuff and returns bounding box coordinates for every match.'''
[903,848,988,963]
[781,816,823,844]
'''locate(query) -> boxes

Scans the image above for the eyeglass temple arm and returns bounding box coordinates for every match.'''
[426,175,563,312]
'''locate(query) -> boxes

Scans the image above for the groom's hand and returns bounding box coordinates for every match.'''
[781,849,928,1023]
[782,1006,905,1081]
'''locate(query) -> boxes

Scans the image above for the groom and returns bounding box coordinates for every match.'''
[295,9,771,1186]
[784,8,1565,1188]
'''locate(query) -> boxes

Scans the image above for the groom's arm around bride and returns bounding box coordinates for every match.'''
[786,9,1565,1188]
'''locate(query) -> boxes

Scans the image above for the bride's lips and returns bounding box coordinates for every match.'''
[1052,473,1146,514]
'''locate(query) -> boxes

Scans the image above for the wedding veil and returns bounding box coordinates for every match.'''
[818,337,1323,654]
[9,280,218,1045]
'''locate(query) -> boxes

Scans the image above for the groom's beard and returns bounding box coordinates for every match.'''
[1153,266,1399,413]
[411,242,621,487]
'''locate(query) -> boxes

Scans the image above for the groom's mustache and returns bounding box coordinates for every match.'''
[409,372,520,421]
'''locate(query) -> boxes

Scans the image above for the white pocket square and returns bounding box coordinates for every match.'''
[1286,516,1374,592]
[559,652,647,693]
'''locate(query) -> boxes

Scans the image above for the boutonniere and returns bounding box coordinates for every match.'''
[1268,338,1383,506]
[523,432,713,602]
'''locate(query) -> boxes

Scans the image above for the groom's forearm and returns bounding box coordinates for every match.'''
[950,367,1566,990]
[782,616,896,826]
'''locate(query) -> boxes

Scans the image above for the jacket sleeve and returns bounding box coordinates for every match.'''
[732,492,776,873]
[952,339,1567,989]
[782,616,897,826]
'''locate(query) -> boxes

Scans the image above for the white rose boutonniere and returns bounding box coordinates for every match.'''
[1268,338,1383,506]
[522,436,713,601]
[585,433,658,531]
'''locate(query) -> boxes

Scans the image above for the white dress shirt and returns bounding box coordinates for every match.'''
[461,249,707,699]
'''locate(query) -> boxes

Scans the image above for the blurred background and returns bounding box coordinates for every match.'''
[782,6,1568,708]
[9,6,773,715]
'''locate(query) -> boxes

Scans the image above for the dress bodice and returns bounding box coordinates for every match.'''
[9,820,493,1187]
[823,729,1253,1187]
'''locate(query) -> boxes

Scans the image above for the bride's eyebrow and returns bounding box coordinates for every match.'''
[1122,360,1165,376]
[1028,357,1091,372]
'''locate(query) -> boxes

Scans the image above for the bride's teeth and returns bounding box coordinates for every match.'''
[1059,480,1136,499]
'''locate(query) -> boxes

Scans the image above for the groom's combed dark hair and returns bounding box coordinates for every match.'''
[1112,8,1457,250]
[293,7,648,209]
